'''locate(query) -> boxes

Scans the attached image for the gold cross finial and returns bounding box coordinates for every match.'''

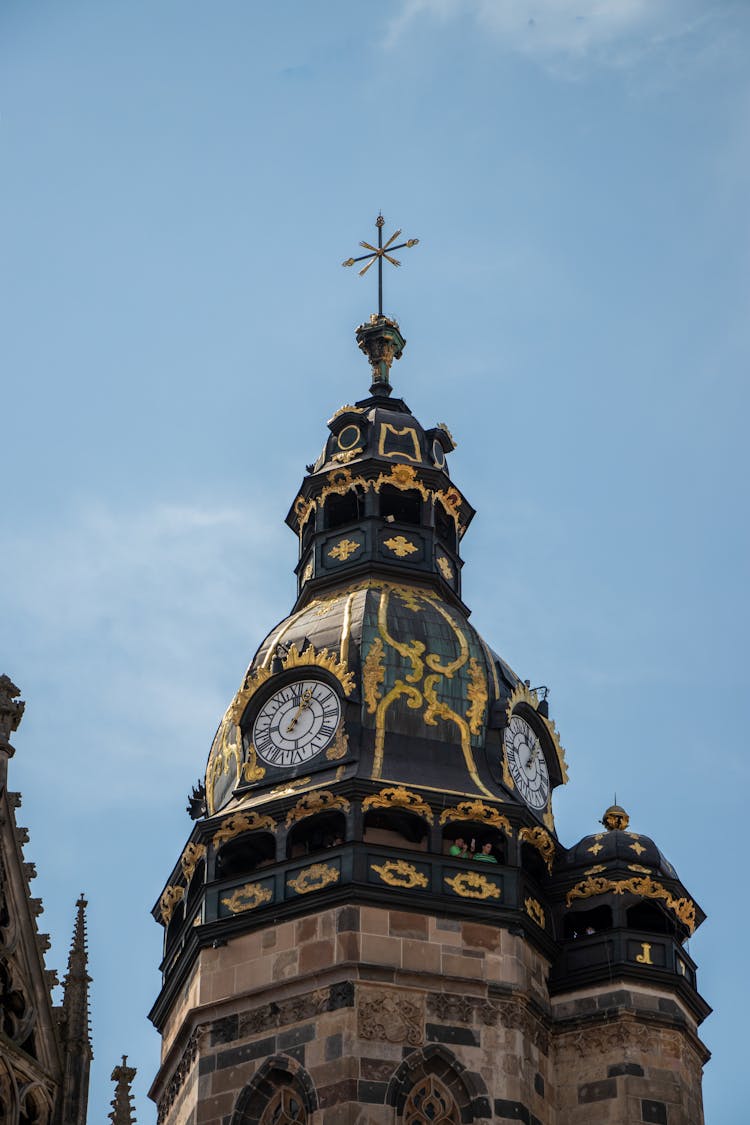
[342,214,419,317]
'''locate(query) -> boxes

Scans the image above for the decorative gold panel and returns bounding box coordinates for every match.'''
[221,882,273,914]
[287,862,340,895]
[363,786,434,823]
[383,535,419,557]
[328,537,361,562]
[444,871,501,900]
[371,859,429,889]
[378,423,422,462]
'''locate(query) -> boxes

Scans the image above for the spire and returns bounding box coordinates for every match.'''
[109,1055,137,1125]
[342,215,418,396]
[58,894,92,1125]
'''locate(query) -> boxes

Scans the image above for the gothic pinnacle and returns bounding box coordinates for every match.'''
[109,1055,137,1125]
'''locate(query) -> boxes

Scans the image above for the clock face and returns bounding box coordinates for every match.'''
[503,714,550,810]
[251,679,341,768]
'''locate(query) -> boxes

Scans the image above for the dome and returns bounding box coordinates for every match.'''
[205,576,568,817]
[561,805,678,882]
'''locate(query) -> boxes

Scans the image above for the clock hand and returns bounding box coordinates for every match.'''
[286,688,313,733]
[526,744,539,770]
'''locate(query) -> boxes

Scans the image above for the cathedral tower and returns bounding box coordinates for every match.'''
[148,295,709,1124]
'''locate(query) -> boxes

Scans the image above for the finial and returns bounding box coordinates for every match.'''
[342,214,419,318]
[602,804,630,831]
[109,1055,137,1125]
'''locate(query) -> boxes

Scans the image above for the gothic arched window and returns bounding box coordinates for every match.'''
[259,1087,307,1125]
[403,1076,459,1125]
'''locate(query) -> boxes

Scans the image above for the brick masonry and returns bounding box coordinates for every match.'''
[150,905,708,1125]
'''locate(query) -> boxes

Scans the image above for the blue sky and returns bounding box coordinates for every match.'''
[1,1,748,1120]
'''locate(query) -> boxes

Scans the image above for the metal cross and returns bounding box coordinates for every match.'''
[342,214,419,317]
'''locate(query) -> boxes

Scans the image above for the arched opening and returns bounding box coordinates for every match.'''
[626,901,674,935]
[325,490,362,530]
[442,823,506,864]
[364,808,428,851]
[563,904,613,940]
[300,515,314,554]
[216,833,276,879]
[521,842,547,882]
[387,1044,486,1124]
[434,501,456,553]
[165,905,184,951]
[186,859,205,908]
[231,1055,317,1125]
[286,811,346,859]
[379,486,422,526]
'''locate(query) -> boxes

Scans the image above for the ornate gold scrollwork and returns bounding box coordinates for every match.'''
[383,535,419,558]
[212,811,276,849]
[285,790,351,827]
[328,537,361,562]
[635,942,653,965]
[371,859,429,889]
[282,642,356,695]
[584,864,607,876]
[436,556,454,581]
[506,682,569,784]
[363,636,386,715]
[519,826,555,873]
[444,871,501,900]
[373,463,430,500]
[287,862,340,895]
[159,885,185,925]
[524,896,546,928]
[439,801,512,837]
[435,486,463,527]
[565,874,696,934]
[179,842,206,883]
[221,882,273,914]
[628,864,651,874]
[363,786,434,823]
[326,720,349,760]
[466,657,488,735]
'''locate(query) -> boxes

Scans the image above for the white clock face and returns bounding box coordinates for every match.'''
[503,714,550,810]
[251,679,341,768]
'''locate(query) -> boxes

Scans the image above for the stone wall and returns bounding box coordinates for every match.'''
[150,905,707,1125]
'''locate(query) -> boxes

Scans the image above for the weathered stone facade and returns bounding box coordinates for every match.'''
[149,905,707,1125]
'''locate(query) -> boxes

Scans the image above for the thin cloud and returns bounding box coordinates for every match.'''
[386,0,721,69]
[1,497,291,808]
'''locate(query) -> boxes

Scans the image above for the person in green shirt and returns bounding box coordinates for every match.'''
[473,841,498,863]
[449,837,469,858]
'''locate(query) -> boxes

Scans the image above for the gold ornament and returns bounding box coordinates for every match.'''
[363,786,434,823]
[221,882,273,914]
[444,871,501,900]
[371,860,429,889]
[285,790,350,827]
[383,535,419,558]
[287,863,340,895]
